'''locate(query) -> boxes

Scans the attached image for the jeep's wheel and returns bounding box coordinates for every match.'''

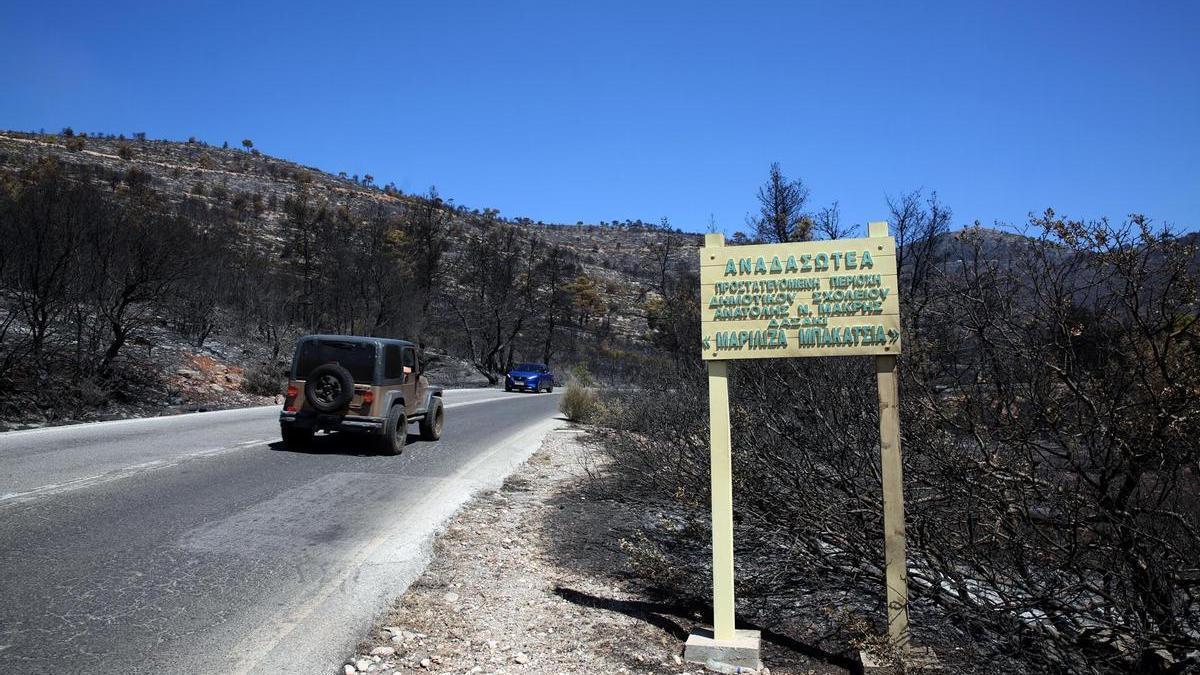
[281,423,313,449]
[304,363,355,412]
[378,405,406,455]
[419,398,443,441]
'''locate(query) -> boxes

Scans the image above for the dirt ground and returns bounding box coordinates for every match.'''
[342,428,856,675]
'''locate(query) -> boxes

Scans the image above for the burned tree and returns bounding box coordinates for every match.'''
[750,162,811,243]
[445,219,536,382]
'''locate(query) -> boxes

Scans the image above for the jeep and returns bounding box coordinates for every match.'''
[279,335,444,455]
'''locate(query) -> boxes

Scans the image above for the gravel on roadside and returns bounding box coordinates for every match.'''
[341,427,840,675]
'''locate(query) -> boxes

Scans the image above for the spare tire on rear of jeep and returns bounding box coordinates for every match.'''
[304,363,355,412]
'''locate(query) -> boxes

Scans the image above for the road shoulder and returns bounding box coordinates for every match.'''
[342,427,711,675]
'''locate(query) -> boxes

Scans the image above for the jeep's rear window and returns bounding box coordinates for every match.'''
[294,340,377,382]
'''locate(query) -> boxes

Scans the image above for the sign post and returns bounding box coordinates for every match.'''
[685,223,911,670]
[868,222,910,648]
[707,358,735,641]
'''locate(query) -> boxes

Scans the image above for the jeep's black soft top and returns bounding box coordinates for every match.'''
[296,334,415,349]
[291,334,419,382]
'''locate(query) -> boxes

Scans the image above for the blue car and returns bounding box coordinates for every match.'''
[505,363,554,393]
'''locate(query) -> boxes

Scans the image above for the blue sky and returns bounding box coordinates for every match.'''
[2,1,1197,234]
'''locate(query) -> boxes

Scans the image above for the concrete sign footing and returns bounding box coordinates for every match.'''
[859,646,941,673]
[684,628,762,672]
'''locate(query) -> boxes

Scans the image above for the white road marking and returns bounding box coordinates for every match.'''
[0,405,282,439]
[0,443,262,507]
[443,391,561,410]
[0,387,512,439]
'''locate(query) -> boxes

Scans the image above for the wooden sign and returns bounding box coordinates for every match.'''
[699,233,901,359]
[689,222,911,668]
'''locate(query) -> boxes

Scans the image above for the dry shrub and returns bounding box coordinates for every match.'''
[560,365,602,422]
[588,216,1200,674]
[74,377,112,408]
[560,382,599,422]
[242,361,282,396]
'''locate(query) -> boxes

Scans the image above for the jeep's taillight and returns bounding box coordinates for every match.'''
[285,384,299,412]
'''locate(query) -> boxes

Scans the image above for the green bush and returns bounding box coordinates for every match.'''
[559,382,599,422]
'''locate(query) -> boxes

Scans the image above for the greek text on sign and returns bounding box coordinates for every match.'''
[699,234,901,360]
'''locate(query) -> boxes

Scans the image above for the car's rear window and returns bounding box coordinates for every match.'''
[294,340,377,382]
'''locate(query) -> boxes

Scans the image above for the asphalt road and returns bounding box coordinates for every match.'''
[0,388,565,674]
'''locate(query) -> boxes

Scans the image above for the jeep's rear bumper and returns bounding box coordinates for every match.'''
[280,411,385,434]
